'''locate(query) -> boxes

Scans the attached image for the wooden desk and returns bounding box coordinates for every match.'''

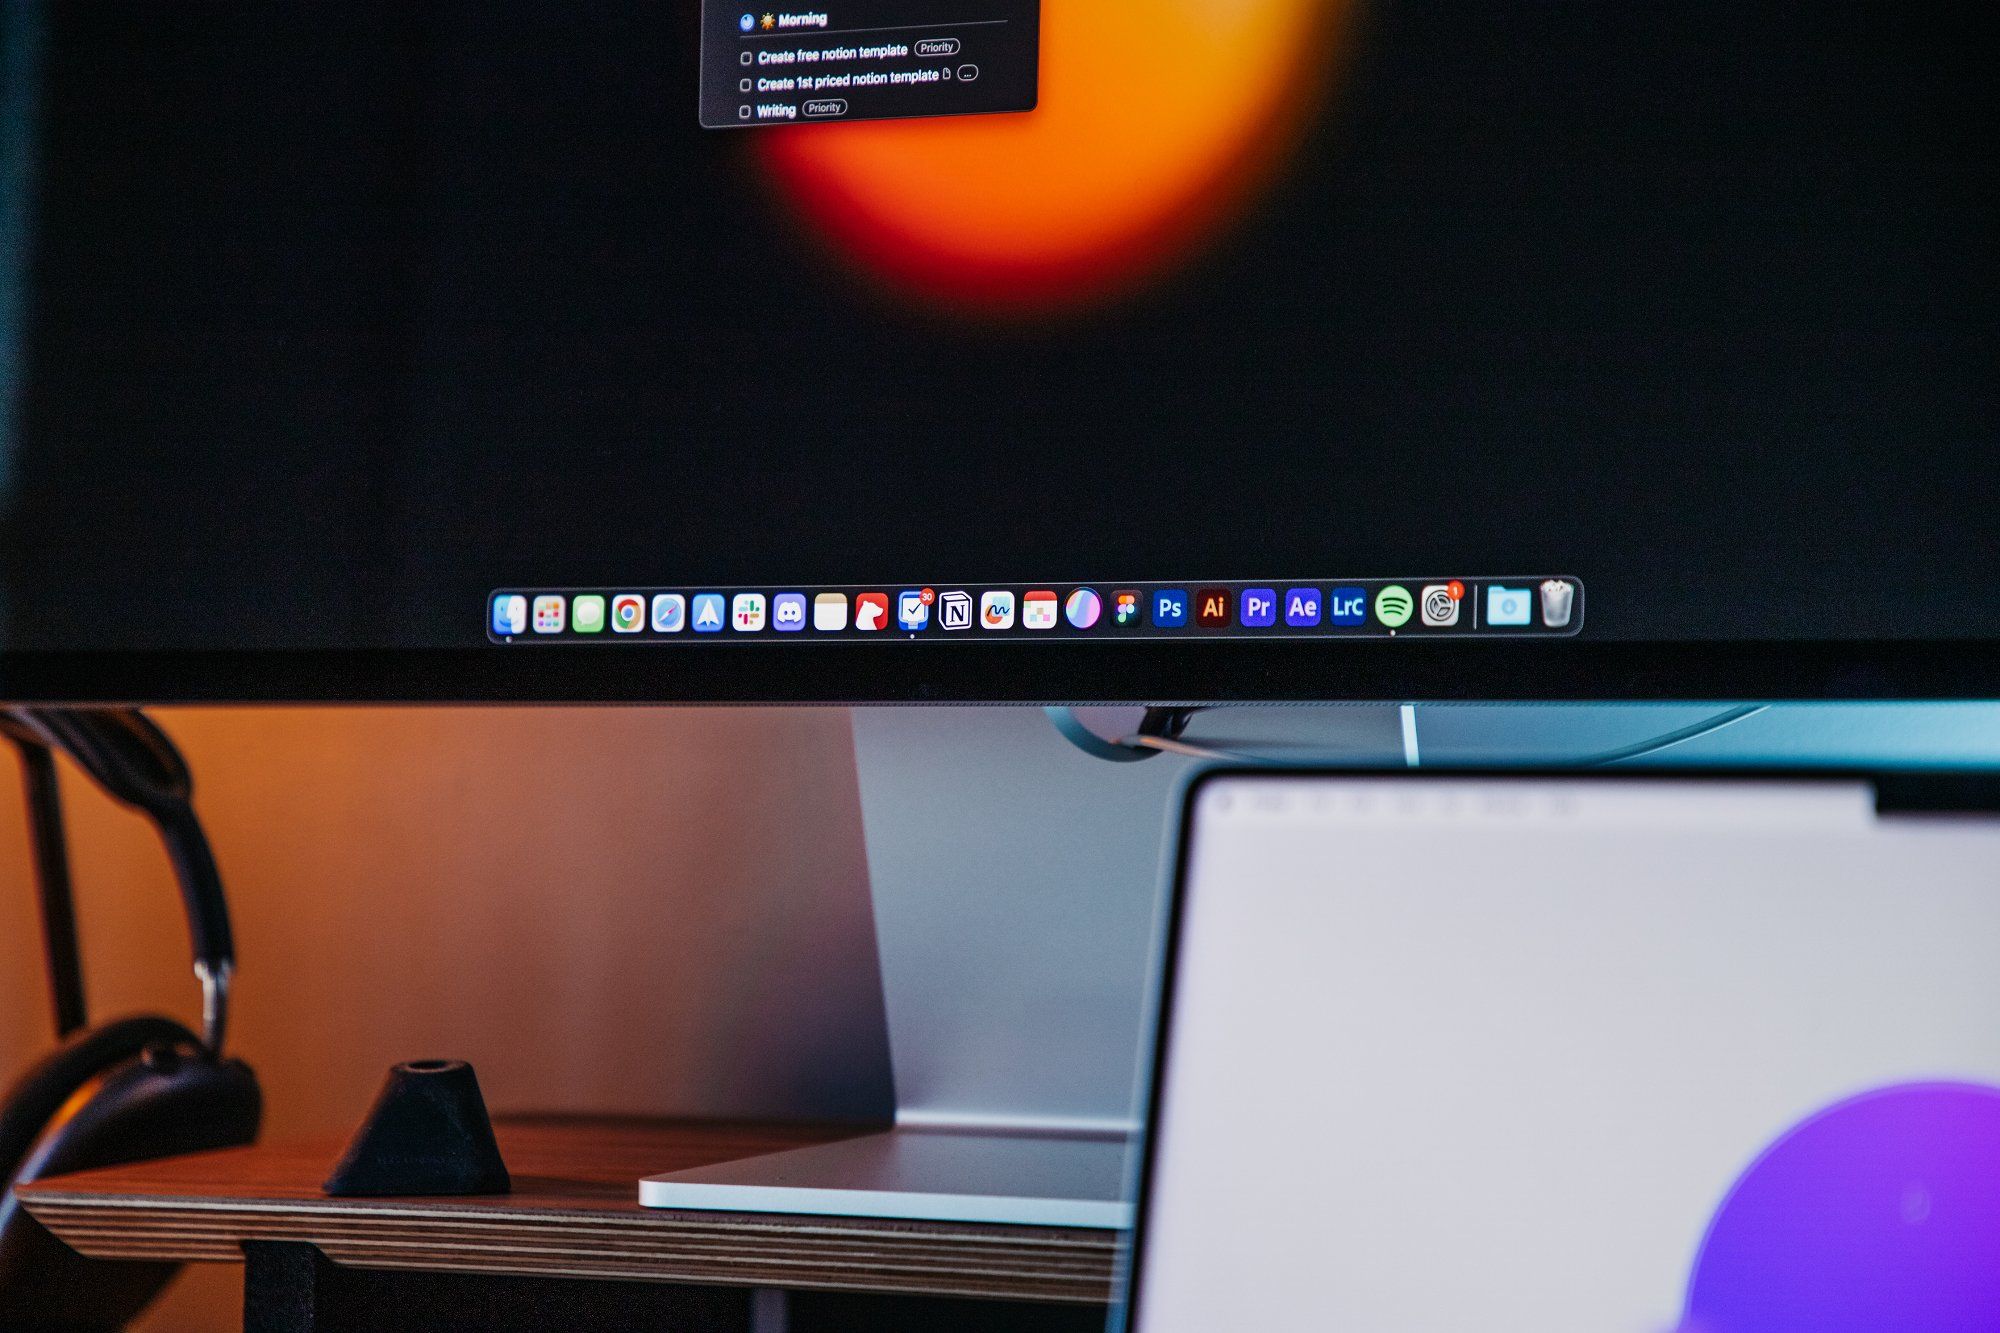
[19,1117,1117,1332]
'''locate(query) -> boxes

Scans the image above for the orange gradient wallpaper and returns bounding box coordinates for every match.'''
[758,0,1353,314]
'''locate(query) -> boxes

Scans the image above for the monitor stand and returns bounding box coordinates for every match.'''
[641,702,2000,1225]
[640,706,1217,1227]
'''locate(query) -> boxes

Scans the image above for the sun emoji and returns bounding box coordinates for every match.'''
[759,13,776,30]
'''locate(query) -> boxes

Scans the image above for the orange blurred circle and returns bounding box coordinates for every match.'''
[758,0,1349,314]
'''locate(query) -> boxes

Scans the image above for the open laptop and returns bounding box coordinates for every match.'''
[1121,772,2000,1332]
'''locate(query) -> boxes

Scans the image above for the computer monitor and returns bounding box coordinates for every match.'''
[1,0,1995,703]
[1124,771,2000,1330]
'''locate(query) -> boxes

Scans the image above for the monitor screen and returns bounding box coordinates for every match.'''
[2,1,1995,701]
[1126,772,2000,1331]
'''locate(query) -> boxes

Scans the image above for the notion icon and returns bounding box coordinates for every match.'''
[854,593,890,632]
[773,592,807,632]
[652,593,687,633]
[492,594,528,636]
[813,592,849,631]
[1540,579,1576,629]
[1024,590,1059,630]
[1065,588,1103,629]
[981,590,1016,629]
[732,592,767,632]
[611,594,645,633]
[1487,585,1533,627]
[939,590,974,630]
[1421,582,1462,628]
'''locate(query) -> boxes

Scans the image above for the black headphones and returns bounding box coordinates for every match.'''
[0,708,260,1331]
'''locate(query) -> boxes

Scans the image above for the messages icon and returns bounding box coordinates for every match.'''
[1486,585,1533,627]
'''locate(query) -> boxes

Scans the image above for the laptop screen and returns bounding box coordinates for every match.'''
[1125,774,2000,1331]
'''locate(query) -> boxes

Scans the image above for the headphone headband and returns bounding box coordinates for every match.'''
[3,708,234,1051]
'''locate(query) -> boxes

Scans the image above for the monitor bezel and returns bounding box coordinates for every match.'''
[1,639,1996,704]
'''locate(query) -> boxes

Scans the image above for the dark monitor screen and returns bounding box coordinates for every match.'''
[2,0,1995,702]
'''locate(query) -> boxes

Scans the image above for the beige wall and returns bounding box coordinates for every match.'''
[0,707,887,1331]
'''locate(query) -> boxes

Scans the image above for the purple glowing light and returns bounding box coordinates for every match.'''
[1683,1081,2000,1333]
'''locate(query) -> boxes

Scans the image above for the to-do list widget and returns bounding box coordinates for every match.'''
[700,1,1040,128]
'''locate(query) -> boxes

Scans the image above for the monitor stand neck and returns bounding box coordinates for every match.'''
[642,706,1402,1227]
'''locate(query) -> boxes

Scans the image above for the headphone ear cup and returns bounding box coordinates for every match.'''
[0,1014,196,1190]
[0,1041,260,1331]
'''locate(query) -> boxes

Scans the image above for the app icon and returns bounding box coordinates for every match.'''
[652,593,687,633]
[732,593,767,631]
[898,589,933,631]
[1327,586,1368,627]
[1065,588,1103,629]
[1239,587,1278,628]
[611,594,645,633]
[1195,588,1232,628]
[1421,581,1464,628]
[532,595,566,634]
[1283,587,1321,628]
[739,12,755,31]
[1023,590,1059,629]
[1112,590,1142,627]
[492,594,528,636]
[773,592,807,632]
[573,594,607,634]
[1488,584,1533,627]
[814,592,849,631]
[692,593,726,632]
[1374,586,1413,628]
[939,590,974,630]
[854,592,890,631]
[980,590,1016,629]
[1540,579,1576,629]
[1152,590,1190,628]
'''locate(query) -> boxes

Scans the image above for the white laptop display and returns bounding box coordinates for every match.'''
[1123,773,2000,1332]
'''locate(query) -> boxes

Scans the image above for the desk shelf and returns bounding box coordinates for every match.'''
[18,1116,1118,1308]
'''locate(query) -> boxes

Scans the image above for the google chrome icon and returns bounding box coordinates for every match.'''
[1065,589,1103,629]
